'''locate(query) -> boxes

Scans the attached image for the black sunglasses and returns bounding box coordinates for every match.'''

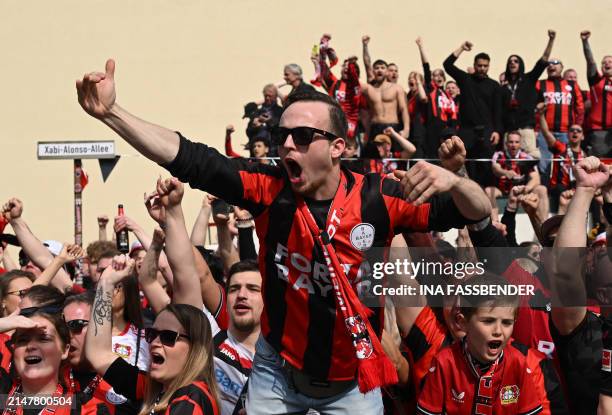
[569,127,583,133]
[144,328,190,347]
[273,126,338,147]
[65,319,89,334]
[20,303,64,317]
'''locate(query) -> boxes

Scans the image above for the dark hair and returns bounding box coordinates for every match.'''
[506,130,521,140]
[251,136,270,148]
[195,246,225,287]
[0,270,35,299]
[64,290,95,308]
[23,285,65,307]
[372,59,388,68]
[474,52,491,63]
[459,274,520,321]
[284,90,348,139]
[226,260,260,291]
[121,276,144,329]
[504,54,525,84]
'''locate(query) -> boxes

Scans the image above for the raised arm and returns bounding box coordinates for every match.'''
[2,198,74,290]
[155,177,203,309]
[415,37,432,87]
[212,209,241,274]
[97,215,109,241]
[33,243,84,292]
[443,41,473,82]
[541,30,556,62]
[76,59,180,164]
[224,125,242,158]
[362,35,374,83]
[395,138,491,220]
[580,31,598,80]
[384,127,415,158]
[551,157,610,335]
[86,255,135,374]
[191,195,212,246]
[536,103,557,147]
[138,228,171,314]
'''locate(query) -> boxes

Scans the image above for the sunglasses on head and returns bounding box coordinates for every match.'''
[65,319,89,334]
[273,126,338,147]
[144,328,190,347]
[20,303,64,317]
[548,60,561,65]
[7,289,30,299]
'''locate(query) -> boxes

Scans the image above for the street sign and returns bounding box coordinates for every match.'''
[37,141,115,159]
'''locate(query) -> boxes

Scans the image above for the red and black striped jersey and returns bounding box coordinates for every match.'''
[537,79,584,132]
[548,141,585,188]
[103,357,219,415]
[165,133,475,381]
[601,317,612,398]
[588,73,612,131]
[417,341,543,415]
[491,150,535,194]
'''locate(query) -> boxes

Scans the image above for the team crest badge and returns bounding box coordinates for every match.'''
[350,223,374,251]
[603,349,611,372]
[113,343,132,358]
[500,385,520,405]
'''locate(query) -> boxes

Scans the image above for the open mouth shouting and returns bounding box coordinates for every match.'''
[283,158,304,184]
[486,340,502,356]
[150,351,165,369]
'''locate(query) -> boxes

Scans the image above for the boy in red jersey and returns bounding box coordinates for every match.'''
[417,275,543,415]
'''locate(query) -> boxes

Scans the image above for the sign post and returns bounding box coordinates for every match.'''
[37,140,117,284]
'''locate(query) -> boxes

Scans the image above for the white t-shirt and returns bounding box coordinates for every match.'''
[112,322,150,371]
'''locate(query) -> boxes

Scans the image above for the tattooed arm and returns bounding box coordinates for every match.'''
[85,254,135,375]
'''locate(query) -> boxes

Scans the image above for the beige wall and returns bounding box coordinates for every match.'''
[2,0,610,252]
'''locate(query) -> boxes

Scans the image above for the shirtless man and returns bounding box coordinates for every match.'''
[361,35,410,147]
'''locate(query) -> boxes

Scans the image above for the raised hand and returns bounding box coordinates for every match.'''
[362,35,370,45]
[519,193,539,217]
[2,198,23,221]
[76,59,117,119]
[548,29,556,39]
[394,161,460,206]
[97,215,109,228]
[383,126,396,136]
[226,125,235,134]
[580,30,591,40]
[144,191,165,224]
[574,157,610,190]
[415,37,423,47]
[156,177,184,208]
[101,254,135,285]
[438,136,466,173]
[57,243,86,265]
[462,41,473,51]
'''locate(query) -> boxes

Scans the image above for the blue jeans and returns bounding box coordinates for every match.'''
[245,336,383,415]
[537,131,568,177]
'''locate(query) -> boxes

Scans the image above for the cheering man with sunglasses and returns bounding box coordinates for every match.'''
[76,59,490,414]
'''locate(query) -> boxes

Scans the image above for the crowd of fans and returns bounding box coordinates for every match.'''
[0,28,610,415]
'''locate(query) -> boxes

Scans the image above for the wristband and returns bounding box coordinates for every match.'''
[466,216,491,232]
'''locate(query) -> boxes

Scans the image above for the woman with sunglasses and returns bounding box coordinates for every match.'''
[0,270,34,317]
[86,256,219,415]
[0,303,74,414]
[86,178,219,414]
